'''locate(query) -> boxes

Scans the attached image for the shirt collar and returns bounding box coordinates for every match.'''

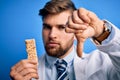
[63,46,75,66]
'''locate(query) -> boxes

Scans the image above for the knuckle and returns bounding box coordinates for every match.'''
[65,27,70,33]
[80,13,85,18]
[73,17,80,23]
[10,70,14,77]
[79,8,85,13]
[25,68,33,73]
[24,73,34,80]
[10,68,17,77]
[68,23,73,28]
[10,71,21,80]
[20,59,27,64]
[11,66,15,71]
[74,18,79,22]
[15,75,23,80]
[78,8,88,18]
[20,60,28,67]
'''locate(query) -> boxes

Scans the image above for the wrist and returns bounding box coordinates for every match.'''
[93,21,112,44]
[94,20,105,37]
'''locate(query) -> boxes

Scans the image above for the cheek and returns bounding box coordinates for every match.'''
[61,34,74,44]
[65,33,74,39]
[42,31,49,43]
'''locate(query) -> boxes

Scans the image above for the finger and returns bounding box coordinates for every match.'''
[75,30,84,34]
[13,74,23,80]
[19,68,38,76]
[65,27,75,33]
[78,8,91,23]
[11,59,37,70]
[10,69,23,80]
[17,62,37,73]
[72,10,84,24]
[11,61,22,71]
[10,68,17,78]
[66,25,85,33]
[77,40,84,57]
[87,11,100,29]
[67,16,87,30]
[27,59,38,64]
[14,60,38,73]
[24,73,39,80]
[10,65,38,80]
[87,11,98,23]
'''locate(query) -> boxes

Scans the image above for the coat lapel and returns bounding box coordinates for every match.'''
[74,53,103,80]
[38,55,46,80]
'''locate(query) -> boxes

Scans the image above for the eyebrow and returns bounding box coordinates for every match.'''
[43,23,66,27]
[43,23,50,27]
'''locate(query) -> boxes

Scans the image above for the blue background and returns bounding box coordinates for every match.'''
[0,0,120,80]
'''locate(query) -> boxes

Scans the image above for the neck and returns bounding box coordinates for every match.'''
[59,45,74,59]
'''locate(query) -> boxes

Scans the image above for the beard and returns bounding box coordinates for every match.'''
[44,39,74,58]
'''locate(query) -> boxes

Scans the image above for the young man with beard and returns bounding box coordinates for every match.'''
[10,0,120,80]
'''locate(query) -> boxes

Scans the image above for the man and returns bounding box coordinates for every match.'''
[10,0,120,80]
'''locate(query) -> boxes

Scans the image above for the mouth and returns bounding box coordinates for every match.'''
[47,42,59,47]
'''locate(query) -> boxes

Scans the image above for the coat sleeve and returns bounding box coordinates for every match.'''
[96,21,120,80]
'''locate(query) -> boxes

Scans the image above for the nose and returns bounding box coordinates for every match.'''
[49,27,57,39]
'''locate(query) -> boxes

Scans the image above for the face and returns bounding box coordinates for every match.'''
[42,10,74,58]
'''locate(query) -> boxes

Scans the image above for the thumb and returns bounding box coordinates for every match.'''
[77,40,84,57]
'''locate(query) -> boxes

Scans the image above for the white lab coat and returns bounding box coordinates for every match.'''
[36,23,120,80]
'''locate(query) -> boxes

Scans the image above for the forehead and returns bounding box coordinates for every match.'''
[43,10,72,25]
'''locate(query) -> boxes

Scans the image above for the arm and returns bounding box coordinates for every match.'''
[90,20,120,79]
[66,7,120,79]
[96,21,120,79]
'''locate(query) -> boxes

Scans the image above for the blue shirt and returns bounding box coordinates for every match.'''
[45,46,76,80]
